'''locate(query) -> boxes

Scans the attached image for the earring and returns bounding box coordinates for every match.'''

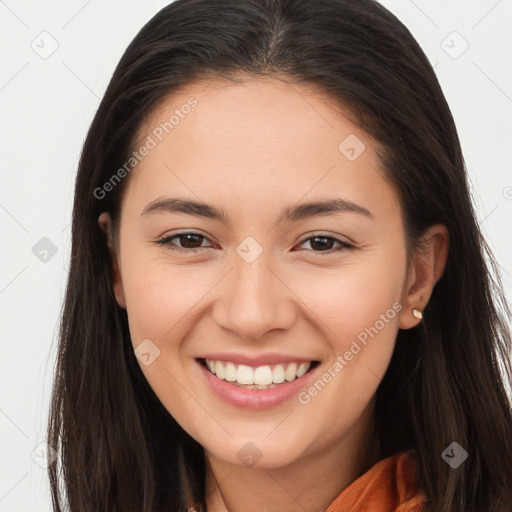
[412,308,423,319]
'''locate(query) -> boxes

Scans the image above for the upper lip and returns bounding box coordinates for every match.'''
[198,353,319,367]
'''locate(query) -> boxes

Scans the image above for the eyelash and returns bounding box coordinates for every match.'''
[155,231,356,254]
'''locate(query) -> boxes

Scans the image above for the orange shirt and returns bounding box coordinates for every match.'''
[325,450,427,512]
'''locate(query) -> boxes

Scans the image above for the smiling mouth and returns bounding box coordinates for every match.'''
[197,358,321,390]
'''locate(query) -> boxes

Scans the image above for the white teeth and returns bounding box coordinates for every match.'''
[296,362,309,378]
[284,362,298,382]
[232,383,279,390]
[224,362,237,381]
[204,359,313,387]
[254,366,273,385]
[237,364,254,385]
[215,361,225,379]
[272,364,285,384]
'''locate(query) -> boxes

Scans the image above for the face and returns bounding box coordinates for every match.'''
[101,77,417,469]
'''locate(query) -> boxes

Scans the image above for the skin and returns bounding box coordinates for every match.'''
[99,77,449,512]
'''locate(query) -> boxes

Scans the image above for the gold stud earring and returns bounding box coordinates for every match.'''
[412,308,423,319]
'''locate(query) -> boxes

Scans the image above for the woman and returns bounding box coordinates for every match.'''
[47,0,512,511]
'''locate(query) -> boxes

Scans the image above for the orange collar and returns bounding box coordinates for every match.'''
[325,450,427,512]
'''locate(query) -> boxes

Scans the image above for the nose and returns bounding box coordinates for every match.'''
[212,254,296,340]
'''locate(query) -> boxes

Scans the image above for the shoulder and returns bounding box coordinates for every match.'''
[325,450,427,512]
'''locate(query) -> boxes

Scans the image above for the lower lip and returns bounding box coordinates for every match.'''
[196,359,319,410]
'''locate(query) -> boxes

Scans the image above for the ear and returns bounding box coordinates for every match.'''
[399,224,449,329]
[98,212,126,309]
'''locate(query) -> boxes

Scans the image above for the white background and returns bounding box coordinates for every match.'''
[0,0,511,509]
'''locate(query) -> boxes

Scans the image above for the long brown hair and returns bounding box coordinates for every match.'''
[47,1,512,510]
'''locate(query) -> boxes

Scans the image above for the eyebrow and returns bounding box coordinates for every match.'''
[140,197,372,224]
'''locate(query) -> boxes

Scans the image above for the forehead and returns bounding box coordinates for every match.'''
[123,77,397,223]
[135,76,368,154]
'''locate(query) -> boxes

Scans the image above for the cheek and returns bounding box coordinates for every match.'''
[119,257,209,424]
[120,254,213,346]
[287,252,405,409]
[289,253,405,345]
[292,268,403,434]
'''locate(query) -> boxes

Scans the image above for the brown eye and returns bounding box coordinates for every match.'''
[297,235,355,253]
[156,232,212,252]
